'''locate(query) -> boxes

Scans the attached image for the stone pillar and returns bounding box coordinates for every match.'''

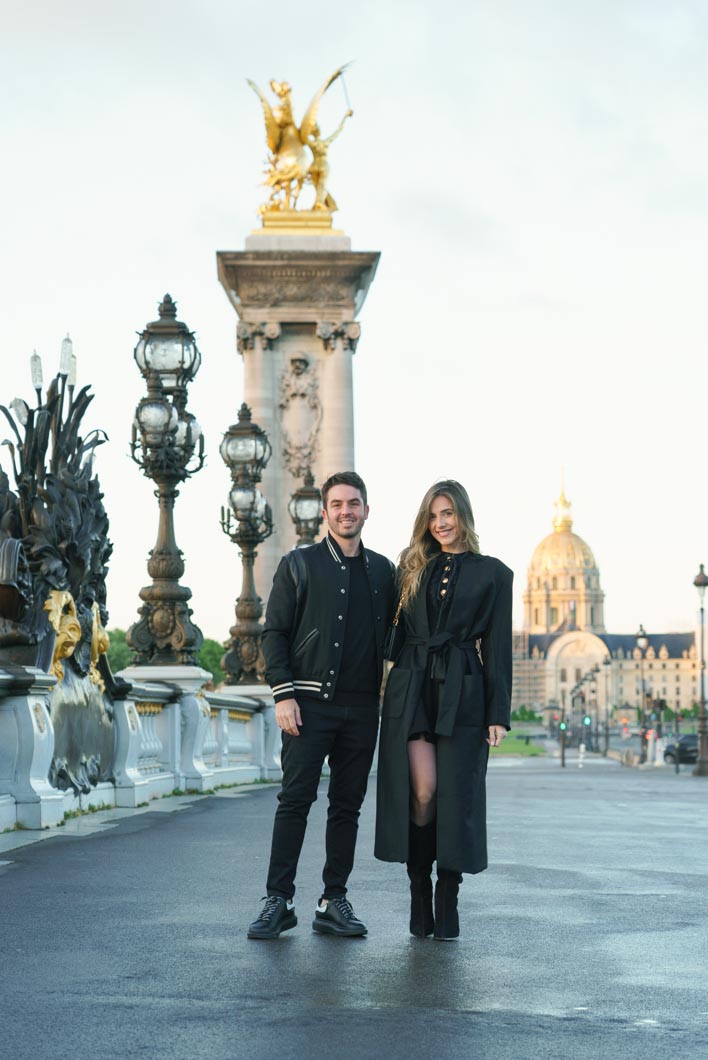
[217,236,379,596]
[316,321,360,474]
[0,667,64,829]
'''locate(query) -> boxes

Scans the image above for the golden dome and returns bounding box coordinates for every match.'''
[529,489,598,573]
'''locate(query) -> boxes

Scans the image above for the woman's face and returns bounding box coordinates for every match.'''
[428,494,463,552]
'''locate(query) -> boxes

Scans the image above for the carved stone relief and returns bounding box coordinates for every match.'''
[278,356,322,478]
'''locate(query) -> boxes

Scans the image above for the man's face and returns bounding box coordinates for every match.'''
[323,485,369,542]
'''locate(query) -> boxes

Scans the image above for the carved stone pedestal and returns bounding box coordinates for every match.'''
[0,667,64,829]
[217,232,380,594]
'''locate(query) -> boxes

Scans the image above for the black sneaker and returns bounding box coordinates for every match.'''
[312,896,367,937]
[247,896,297,939]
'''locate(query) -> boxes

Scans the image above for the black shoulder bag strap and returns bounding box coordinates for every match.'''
[285,548,308,616]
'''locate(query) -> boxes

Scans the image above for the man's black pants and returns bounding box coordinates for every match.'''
[266,698,379,901]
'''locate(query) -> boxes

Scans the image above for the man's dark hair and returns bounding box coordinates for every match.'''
[321,471,368,508]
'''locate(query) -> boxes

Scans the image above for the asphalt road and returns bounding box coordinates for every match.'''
[1,756,707,1060]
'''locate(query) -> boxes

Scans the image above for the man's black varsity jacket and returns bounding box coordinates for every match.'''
[262,533,396,705]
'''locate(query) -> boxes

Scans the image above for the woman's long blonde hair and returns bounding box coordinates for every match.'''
[397,480,480,606]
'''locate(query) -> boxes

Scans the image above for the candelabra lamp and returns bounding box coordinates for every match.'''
[288,470,323,547]
[127,295,205,666]
[220,404,273,684]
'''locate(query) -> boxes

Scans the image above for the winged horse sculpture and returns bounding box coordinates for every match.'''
[247,65,352,214]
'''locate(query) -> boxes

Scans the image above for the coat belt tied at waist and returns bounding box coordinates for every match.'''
[407,632,481,737]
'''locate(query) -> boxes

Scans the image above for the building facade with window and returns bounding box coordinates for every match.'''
[512,491,698,722]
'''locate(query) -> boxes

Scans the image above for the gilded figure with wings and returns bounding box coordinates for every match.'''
[247,66,352,214]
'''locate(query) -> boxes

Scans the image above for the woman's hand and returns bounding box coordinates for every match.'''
[487,725,507,748]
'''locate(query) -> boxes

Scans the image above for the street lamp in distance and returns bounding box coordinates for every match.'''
[693,564,708,777]
[589,663,600,751]
[602,655,611,756]
[635,624,649,764]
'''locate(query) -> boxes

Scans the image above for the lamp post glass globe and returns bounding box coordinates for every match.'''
[174,413,202,452]
[220,433,267,469]
[635,625,649,652]
[229,484,267,523]
[220,405,272,482]
[133,294,201,394]
[136,397,177,444]
[290,494,321,523]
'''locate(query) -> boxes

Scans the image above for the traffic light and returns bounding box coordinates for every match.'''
[583,715,591,726]
[559,720,567,731]
[553,714,559,722]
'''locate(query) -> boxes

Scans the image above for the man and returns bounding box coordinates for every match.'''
[247,471,395,939]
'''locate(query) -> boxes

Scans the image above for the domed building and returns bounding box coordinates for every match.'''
[512,490,698,735]
[523,488,605,634]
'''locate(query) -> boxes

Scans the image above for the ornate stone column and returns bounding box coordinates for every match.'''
[217,239,380,595]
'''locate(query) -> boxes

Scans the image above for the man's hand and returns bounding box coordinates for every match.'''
[276,698,302,737]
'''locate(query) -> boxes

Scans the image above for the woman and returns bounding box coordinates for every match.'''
[375,480,512,940]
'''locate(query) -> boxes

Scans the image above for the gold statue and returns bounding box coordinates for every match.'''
[44,590,81,682]
[305,110,353,212]
[89,601,110,692]
[247,66,352,216]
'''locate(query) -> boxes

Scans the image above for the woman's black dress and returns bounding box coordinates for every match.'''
[408,551,464,742]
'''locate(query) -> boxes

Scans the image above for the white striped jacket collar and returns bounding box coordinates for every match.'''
[325,533,368,567]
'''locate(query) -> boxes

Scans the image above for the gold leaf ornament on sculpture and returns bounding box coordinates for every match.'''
[44,590,82,682]
[89,601,109,692]
[247,65,353,217]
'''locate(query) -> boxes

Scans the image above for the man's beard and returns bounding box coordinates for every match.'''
[331,517,364,538]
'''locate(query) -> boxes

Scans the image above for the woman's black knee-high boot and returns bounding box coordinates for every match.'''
[434,868,463,940]
[406,822,436,937]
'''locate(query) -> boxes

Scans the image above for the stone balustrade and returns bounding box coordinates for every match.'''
[0,665,281,830]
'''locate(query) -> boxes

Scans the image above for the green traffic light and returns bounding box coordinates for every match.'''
[583,715,591,725]
[559,721,567,730]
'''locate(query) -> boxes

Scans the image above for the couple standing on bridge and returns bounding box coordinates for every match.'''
[247,472,513,942]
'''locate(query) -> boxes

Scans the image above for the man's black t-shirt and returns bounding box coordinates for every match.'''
[336,551,379,708]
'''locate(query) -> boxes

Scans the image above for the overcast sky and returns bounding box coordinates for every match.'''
[2,0,708,641]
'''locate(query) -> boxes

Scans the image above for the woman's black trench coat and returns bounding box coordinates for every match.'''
[375,553,513,875]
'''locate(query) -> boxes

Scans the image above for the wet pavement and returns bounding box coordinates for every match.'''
[2,756,707,1059]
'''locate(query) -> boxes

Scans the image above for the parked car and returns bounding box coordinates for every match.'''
[664,734,699,765]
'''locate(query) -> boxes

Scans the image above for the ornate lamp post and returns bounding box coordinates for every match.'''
[693,564,708,777]
[635,624,649,763]
[288,470,323,547]
[220,404,273,685]
[591,663,600,752]
[602,655,611,756]
[127,295,205,666]
[559,687,567,768]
